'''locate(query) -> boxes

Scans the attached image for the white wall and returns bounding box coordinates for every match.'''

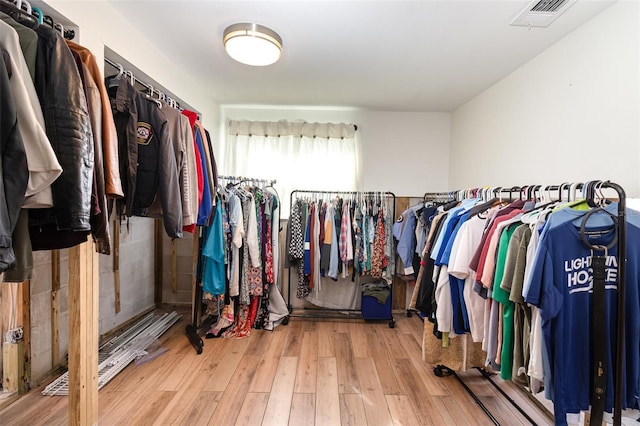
[219,106,451,198]
[358,111,451,195]
[450,1,640,197]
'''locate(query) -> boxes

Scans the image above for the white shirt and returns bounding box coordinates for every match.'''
[0,21,61,208]
[180,115,198,227]
[448,215,489,342]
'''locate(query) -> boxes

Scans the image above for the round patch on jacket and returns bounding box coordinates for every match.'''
[136,122,154,145]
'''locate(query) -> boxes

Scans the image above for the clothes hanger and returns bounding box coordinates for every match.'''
[590,180,610,208]
[467,197,500,218]
[550,181,597,212]
[555,182,568,202]
[0,0,39,29]
[569,182,582,202]
[513,186,522,201]
[578,206,617,250]
[53,21,63,36]
[534,185,543,202]
[105,62,125,90]
[31,5,42,24]
[144,85,163,108]
[586,180,600,208]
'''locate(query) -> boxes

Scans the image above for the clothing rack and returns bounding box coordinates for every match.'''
[431,184,583,205]
[592,181,626,426]
[423,184,541,424]
[452,183,587,204]
[425,180,629,425]
[105,54,206,351]
[286,189,396,327]
[187,175,279,353]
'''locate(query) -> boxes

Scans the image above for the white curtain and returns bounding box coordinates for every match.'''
[224,120,361,217]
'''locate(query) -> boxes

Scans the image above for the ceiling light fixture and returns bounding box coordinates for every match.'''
[223,23,283,66]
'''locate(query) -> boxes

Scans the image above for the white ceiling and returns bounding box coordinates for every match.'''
[106,0,614,112]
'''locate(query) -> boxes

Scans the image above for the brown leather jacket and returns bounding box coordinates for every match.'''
[74,53,111,254]
[66,40,123,199]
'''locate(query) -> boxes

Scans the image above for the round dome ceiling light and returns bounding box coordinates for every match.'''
[223,23,283,66]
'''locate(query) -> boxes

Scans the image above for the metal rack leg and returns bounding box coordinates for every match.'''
[185,324,203,354]
[474,367,538,426]
[434,365,500,426]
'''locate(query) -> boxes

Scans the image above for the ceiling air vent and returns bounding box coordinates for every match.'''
[510,0,577,28]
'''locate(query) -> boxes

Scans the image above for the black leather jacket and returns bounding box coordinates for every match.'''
[32,26,93,231]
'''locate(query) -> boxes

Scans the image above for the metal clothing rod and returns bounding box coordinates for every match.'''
[218,175,277,186]
[291,189,394,196]
[423,191,457,202]
[450,182,588,202]
[104,57,183,110]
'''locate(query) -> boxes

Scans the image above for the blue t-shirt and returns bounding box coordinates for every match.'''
[430,199,477,261]
[393,208,417,274]
[439,210,473,334]
[525,206,640,424]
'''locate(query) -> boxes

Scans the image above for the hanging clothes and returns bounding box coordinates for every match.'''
[286,192,394,311]
[0,18,60,209]
[524,204,640,424]
[201,180,282,337]
[69,49,111,254]
[0,18,54,278]
[181,109,203,233]
[414,185,640,426]
[370,208,387,279]
[109,78,182,238]
[0,49,28,272]
[144,104,195,231]
[0,5,209,284]
[66,40,123,199]
[28,24,94,251]
[201,199,225,296]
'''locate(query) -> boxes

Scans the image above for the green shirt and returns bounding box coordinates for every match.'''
[0,12,37,80]
[492,222,521,380]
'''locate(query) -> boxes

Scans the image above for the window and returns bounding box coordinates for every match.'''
[224,120,361,217]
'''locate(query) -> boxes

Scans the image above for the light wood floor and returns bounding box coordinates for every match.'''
[1,311,553,425]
